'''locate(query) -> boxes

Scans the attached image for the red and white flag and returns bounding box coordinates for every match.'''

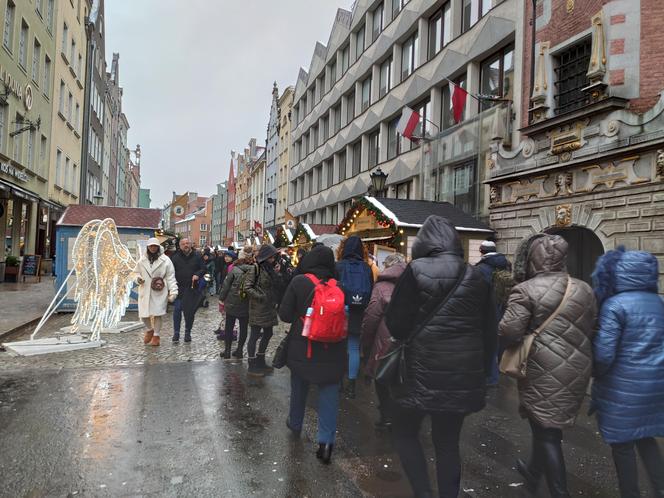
[451,83,468,124]
[396,106,421,140]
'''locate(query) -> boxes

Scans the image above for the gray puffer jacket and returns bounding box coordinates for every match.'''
[245,263,279,328]
[499,234,597,429]
[219,262,251,318]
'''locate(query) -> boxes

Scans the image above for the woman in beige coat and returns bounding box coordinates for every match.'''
[136,238,178,346]
[499,234,596,498]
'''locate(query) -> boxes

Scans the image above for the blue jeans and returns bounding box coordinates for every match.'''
[347,335,360,380]
[288,372,340,445]
[173,298,194,333]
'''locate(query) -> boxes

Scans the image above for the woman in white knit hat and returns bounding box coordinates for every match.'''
[136,238,178,346]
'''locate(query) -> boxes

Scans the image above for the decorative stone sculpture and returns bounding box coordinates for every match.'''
[555,172,574,195]
[555,204,573,227]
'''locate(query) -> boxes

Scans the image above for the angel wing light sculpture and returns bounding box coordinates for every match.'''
[69,218,137,341]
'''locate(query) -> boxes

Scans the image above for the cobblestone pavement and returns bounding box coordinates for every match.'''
[0,278,56,337]
[0,304,287,371]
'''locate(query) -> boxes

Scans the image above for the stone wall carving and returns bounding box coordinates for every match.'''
[579,156,649,192]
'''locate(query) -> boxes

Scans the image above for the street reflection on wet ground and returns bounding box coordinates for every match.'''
[1,357,647,498]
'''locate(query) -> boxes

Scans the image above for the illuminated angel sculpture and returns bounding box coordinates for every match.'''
[68,218,137,341]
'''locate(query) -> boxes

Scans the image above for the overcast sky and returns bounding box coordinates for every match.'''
[105,0,346,208]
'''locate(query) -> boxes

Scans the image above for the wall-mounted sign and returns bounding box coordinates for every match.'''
[0,65,33,110]
[0,162,28,182]
[24,84,33,111]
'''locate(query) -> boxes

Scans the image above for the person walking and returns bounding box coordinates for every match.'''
[591,248,664,498]
[499,233,596,498]
[336,236,373,398]
[218,246,253,359]
[170,238,206,343]
[475,239,513,386]
[136,238,178,347]
[361,252,406,429]
[245,244,282,376]
[279,245,347,464]
[385,216,497,498]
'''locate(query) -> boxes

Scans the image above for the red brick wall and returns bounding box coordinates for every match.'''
[631,0,664,113]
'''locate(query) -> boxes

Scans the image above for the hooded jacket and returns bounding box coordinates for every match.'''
[592,250,664,444]
[476,253,511,283]
[385,216,497,413]
[499,234,597,429]
[245,261,280,328]
[279,245,346,385]
[361,262,406,378]
[219,260,252,318]
[335,236,373,336]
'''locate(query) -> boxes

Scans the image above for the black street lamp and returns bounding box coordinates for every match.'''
[369,167,388,197]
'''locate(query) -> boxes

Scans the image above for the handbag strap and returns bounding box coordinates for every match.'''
[532,277,574,338]
[405,264,468,345]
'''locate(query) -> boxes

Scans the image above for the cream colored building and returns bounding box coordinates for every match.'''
[276,86,293,225]
[48,0,90,208]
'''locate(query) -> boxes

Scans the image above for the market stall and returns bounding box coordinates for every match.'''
[291,223,337,251]
[336,196,493,263]
[274,224,294,249]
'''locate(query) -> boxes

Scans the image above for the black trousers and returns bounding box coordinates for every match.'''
[247,326,273,358]
[527,418,570,498]
[374,381,393,421]
[392,407,466,498]
[611,437,664,498]
[224,315,248,352]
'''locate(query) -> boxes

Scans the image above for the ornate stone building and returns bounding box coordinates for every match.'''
[488,0,664,287]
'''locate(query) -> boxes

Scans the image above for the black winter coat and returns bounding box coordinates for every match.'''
[245,263,280,327]
[170,250,206,291]
[279,246,346,385]
[386,216,497,414]
[219,263,251,318]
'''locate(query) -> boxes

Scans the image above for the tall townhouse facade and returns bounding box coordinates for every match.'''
[104,52,121,205]
[49,0,89,214]
[288,0,521,225]
[264,82,279,229]
[249,150,266,234]
[224,158,235,245]
[80,0,106,204]
[115,111,128,206]
[276,86,293,225]
[488,0,664,288]
[0,0,58,264]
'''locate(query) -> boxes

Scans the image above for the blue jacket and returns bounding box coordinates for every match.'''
[592,251,664,444]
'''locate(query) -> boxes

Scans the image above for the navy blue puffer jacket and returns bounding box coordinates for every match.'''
[592,250,664,444]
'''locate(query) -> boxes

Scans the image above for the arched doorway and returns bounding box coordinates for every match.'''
[545,226,604,285]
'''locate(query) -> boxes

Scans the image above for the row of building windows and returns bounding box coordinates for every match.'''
[54,148,78,194]
[0,106,49,178]
[58,79,81,130]
[293,0,501,129]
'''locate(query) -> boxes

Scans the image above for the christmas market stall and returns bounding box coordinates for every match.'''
[55,205,163,311]
[274,224,294,249]
[291,223,337,251]
[336,196,493,263]
[262,227,276,245]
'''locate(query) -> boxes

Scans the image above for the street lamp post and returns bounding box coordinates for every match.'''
[368,167,388,197]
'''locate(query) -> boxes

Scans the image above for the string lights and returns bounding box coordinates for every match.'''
[336,198,403,248]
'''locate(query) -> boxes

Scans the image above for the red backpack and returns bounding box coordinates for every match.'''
[302,274,347,358]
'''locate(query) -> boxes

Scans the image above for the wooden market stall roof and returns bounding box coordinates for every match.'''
[337,196,492,245]
[57,205,163,230]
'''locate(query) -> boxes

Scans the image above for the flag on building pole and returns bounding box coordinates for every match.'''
[451,83,468,124]
[396,106,421,140]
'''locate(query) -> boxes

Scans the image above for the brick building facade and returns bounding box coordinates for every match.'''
[488,0,664,288]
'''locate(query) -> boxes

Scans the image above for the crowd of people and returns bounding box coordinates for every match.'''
[133,218,664,498]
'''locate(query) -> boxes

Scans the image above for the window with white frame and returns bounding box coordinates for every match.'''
[401,33,419,80]
[346,90,355,124]
[61,22,68,55]
[372,3,384,42]
[27,129,35,169]
[379,56,392,98]
[387,117,399,160]
[55,149,62,186]
[361,76,371,111]
[18,20,28,68]
[337,150,347,182]
[43,55,51,97]
[46,0,54,31]
[200,224,208,231]
[3,0,15,52]
[32,39,41,84]
[368,128,380,168]
[332,101,341,134]
[340,44,350,75]
[428,3,451,59]
[0,104,5,153]
[355,24,365,60]
[13,113,22,162]
[352,140,362,176]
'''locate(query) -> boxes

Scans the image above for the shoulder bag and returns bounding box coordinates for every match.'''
[144,263,165,291]
[375,265,468,387]
[500,277,574,379]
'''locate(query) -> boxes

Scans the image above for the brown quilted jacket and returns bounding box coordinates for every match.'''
[499,235,597,429]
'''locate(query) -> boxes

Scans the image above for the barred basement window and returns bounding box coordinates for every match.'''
[554,38,591,115]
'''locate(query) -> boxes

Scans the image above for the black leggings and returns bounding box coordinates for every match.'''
[392,408,465,498]
[611,438,664,498]
[247,326,273,358]
[527,418,570,498]
[224,315,248,351]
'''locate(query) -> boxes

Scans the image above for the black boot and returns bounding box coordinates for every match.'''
[257,354,274,375]
[316,443,333,464]
[221,337,233,359]
[541,439,571,498]
[516,459,541,494]
[345,379,356,399]
[247,357,264,377]
[232,347,243,359]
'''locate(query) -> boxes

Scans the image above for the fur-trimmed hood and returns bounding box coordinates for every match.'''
[513,234,567,283]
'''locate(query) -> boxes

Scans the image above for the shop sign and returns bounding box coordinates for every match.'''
[350,212,380,232]
[0,64,33,111]
[0,162,28,182]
